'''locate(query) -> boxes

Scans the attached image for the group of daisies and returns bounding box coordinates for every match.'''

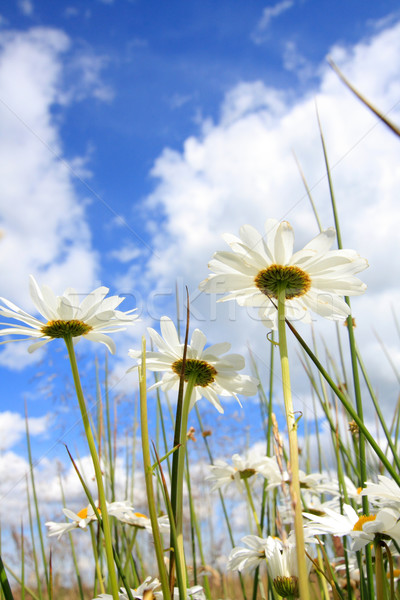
[1,218,386,598]
[210,456,400,590]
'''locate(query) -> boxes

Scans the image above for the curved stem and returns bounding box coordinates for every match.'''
[277,289,310,600]
[63,335,119,600]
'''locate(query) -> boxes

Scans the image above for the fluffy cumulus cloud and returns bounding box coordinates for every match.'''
[142,19,400,419]
[0,27,99,307]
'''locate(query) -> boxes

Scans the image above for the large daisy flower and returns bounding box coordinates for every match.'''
[0,275,137,354]
[199,219,368,328]
[128,316,258,413]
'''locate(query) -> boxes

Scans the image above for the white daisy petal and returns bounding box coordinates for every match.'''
[200,220,367,328]
[129,317,258,413]
[0,276,138,353]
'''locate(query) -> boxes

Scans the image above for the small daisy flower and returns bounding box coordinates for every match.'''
[0,275,137,354]
[128,316,258,413]
[199,219,368,328]
[206,452,281,492]
[45,505,99,540]
[107,501,151,528]
[265,536,313,599]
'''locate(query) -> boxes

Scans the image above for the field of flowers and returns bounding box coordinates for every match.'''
[0,69,399,600]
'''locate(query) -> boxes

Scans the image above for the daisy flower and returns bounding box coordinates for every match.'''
[45,505,99,540]
[265,536,313,599]
[303,504,400,551]
[107,501,150,528]
[0,275,137,354]
[199,219,368,328]
[128,316,258,413]
[206,452,281,491]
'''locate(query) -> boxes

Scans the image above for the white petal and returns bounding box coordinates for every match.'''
[160,317,181,347]
[273,221,294,265]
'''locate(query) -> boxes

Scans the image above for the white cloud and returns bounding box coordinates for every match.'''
[0,410,52,450]
[0,27,115,367]
[252,0,295,44]
[0,28,99,301]
[137,19,400,423]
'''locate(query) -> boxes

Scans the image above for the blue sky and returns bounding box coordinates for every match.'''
[1,0,400,529]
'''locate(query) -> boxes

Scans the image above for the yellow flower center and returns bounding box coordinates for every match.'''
[254,264,311,299]
[41,319,93,338]
[77,507,88,519]
[171,358,217,387]
[352,514,376,531]
[273,575,299,598]
[134,512,148,519]
[76,506,100,519]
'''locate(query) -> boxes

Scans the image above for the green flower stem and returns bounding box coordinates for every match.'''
[173,373,197,597]
[374,540,387,600]
[63,335,119,600]
[243,479,263,537]
[277,288,310,600]
[138,338,171,600]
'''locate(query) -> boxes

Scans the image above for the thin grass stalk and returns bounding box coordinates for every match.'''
[173,373,197,595]
[120,528,139,587]
[59,476,85,600]
[155,384,172,479]
[2,563,39,600]
[374,330,400,385]
[64,335,119,600]
[319,108,375,596]
[138,338,171,600]
[26,476,43,600]
[334,322,350,395]
[299,347,360,479]
[356,345,400,471]
[185,457,212,600]
[243,479,263,537]
[277,287,310,600]
[328,58,400,138]
[169,293,191,587]
[24,404,49,595]
[292,150,323,233]
[104,353,116,502]
[184,450,198,586]
[0,555,13,600]
[89,524,106,597]
[20,523,24,600]
[152,442,186,600]
[48,551,52,600]
[194,405,248,600]
[250,337,275,600]
[287,320,400,484]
